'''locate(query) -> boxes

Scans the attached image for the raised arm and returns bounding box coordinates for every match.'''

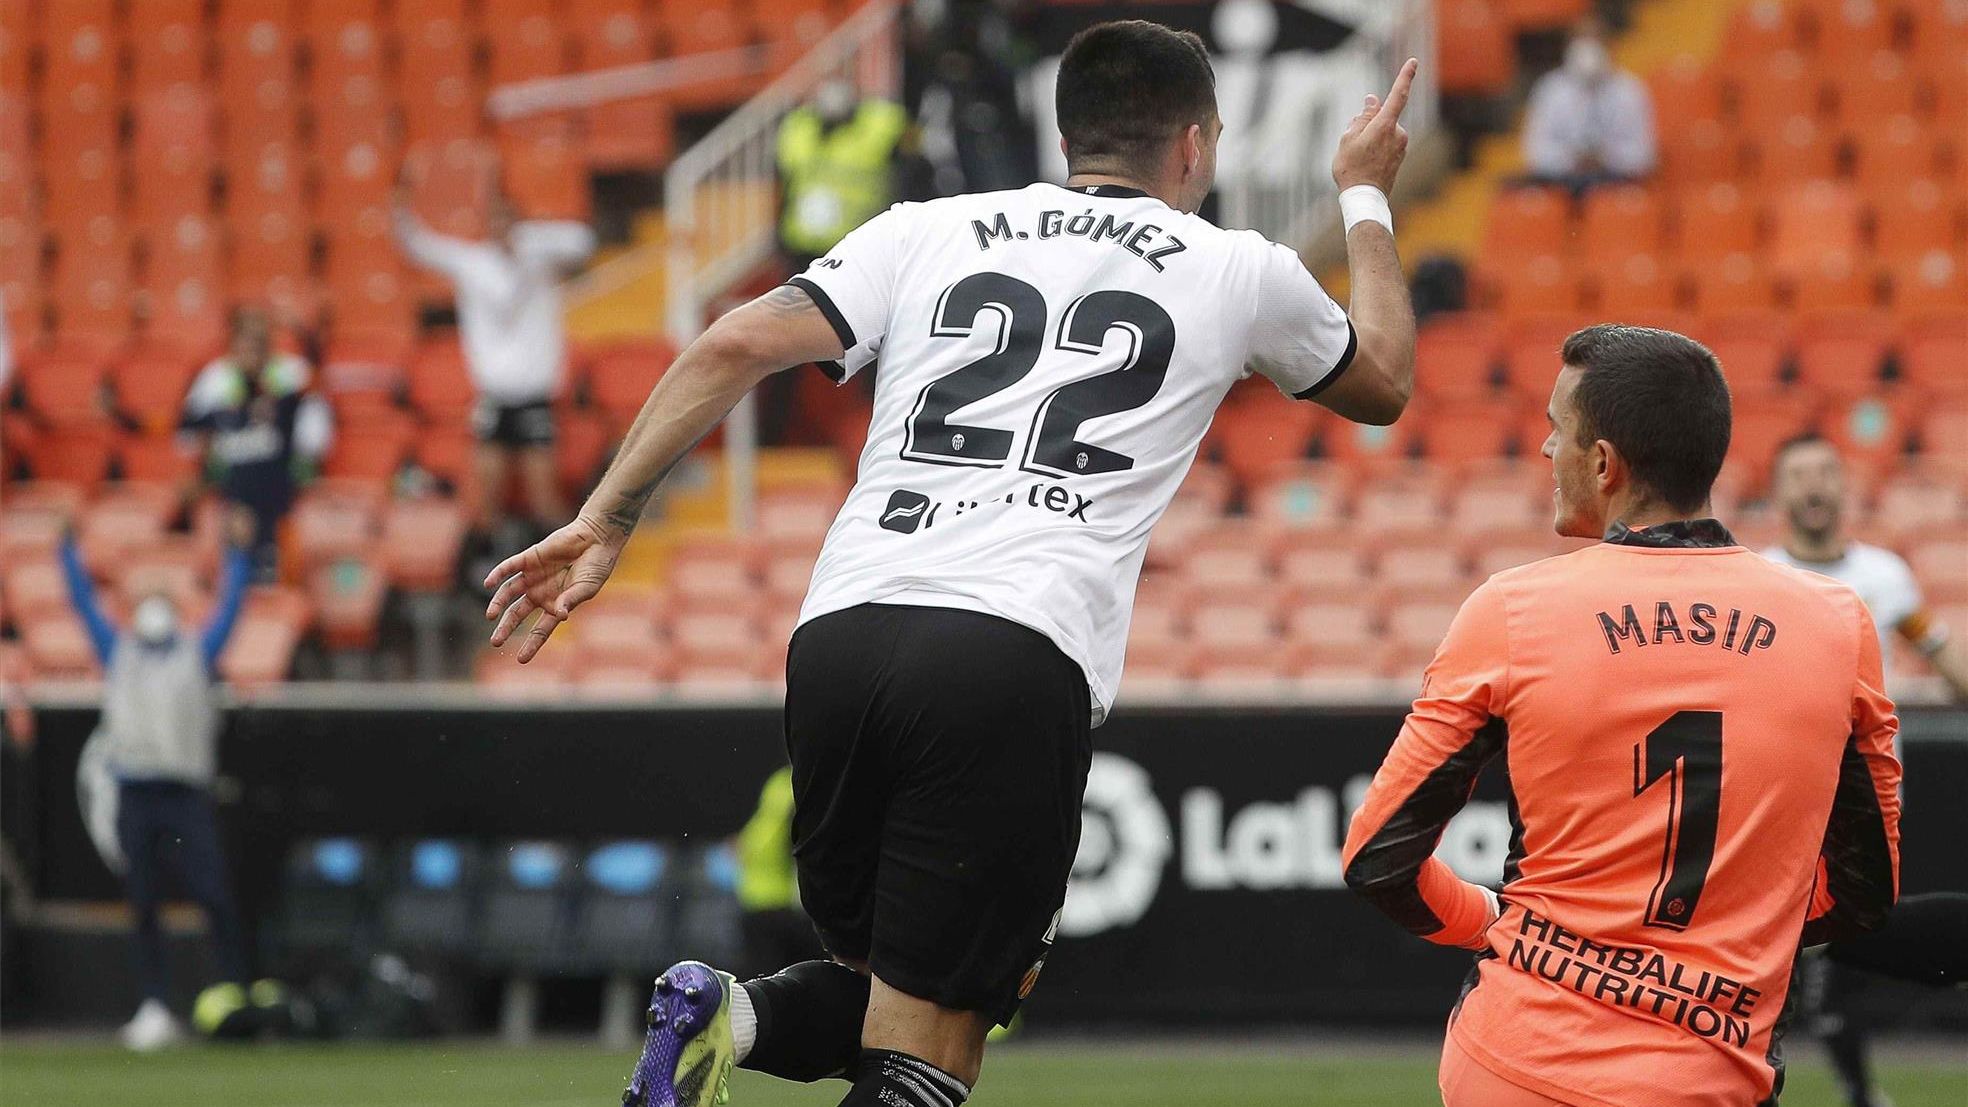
[200,542,254,671]
[1318,58,1419,426]
[58,535,118,667]
[1342,580,1509,950]
[482,285,847,661]
[391,197,477,277]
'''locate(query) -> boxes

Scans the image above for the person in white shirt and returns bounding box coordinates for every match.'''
[1761,432,1966,1107]
[392,187,596,540]
[484,21,1417,1107]
[1522,16,1656,191]
[1763,434,1966,699]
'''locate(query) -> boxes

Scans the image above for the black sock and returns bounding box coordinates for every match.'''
[739,961,871,1082]
[837,1049,970,1107]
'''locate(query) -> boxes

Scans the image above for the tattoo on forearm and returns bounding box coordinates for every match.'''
[594,429,713,537]
[760,283,816,317]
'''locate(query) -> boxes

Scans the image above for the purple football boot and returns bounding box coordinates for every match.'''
[622,961,736,1107]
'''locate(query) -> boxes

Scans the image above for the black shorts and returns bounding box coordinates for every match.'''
[473,398,556,447]
[784,603,1092,1025]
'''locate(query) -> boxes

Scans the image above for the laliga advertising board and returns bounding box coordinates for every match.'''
[1043,708,1517,1023]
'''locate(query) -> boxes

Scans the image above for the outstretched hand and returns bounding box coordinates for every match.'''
[483,516,626,663]
[1332,57,1419,194]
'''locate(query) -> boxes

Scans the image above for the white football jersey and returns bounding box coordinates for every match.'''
[789,182,1358,724]
[1761,540,1924,669]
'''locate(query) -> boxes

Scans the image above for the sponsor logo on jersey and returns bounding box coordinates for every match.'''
[878,490,932,533]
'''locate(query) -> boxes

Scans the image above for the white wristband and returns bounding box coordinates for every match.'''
[1339,185,1393,234]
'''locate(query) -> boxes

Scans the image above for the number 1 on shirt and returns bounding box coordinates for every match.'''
[1633,710,1724,931]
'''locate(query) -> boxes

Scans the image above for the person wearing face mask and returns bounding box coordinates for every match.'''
[774,77,910,271]
[59,514,255,1052]
[1522,16,1656,193]
[179,306,334,580]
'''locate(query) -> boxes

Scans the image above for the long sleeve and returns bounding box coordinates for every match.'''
[1522,76,1575,178]
[1342,580,1510,950]
[392,205,477,277]
[1603,75,1657,177]
[514,220,597,269]
[59,537,118,667]
[1803,602,1903,946]
[200,547,253,670]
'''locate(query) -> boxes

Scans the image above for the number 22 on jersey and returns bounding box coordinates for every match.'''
[901,271,1175,478]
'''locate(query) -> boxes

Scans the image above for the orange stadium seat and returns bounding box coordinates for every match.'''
[1851,118,1950,192]
[1247,461,1352,531]
[405,339,477,424]
[1648,54,1725,125]
[1686,256,1783,316]
[3,558,69,625]
[111,351,200,431]
[668,537,764,609]
[1747,115,1841,186]
[1486,255,1585,318]
[290,485,381,572]
[1182,529,1275,603]
[25,424,116,491]
[1321,411,1422,467]
[1722,0,1805,66]
[1272,532,1370,603]
[1449,469,1547,537]
[1282,597,1377,654]
[1702,310,1793,395]
[1353,473,1445,541]
[1824,392,1919,468]
[1414,311,1505,398]
[116,431,201,484]
[1789,252,1880,314]
[585,343,673,421]
[1589,252,1683,315]
[1659,118,1740,188]
[15,351,111,426]
[553,409,613,495]
[499,118,593,219]
[0,0,28,94]
[310,555,387,650]
[1829,52,1925,124]
[1725,395,1819,491]
[485,0,569,84]
[667,609,762,670]
[1482,187,1570,261]
[1900,314,1968,397]
[38,0,118,82]
[400,74,486,148]
[219,587,309,685]
[1435,0,1515,97]
[78,484,179,575]
[308,11,385,82]
[1673,183,1761,267]
[1874,467,1966,541]
[129,0,209,89]
[1376,537,1469,593]
[1383,597,1460,659]
[1579,185,1667,258]
[1213,398,1321,487]
[1793,310,1895,397]
[23,612,101,680]
[1499,313,1588,391]
[1422,399,1523,462]
[1871,179,1963,264]
[381,497,470,592]
[1732,51,1822,133]
[1493,0,1588,30]
[322,413,416,486]
[1807,0,1899,70]
[756,486,846,545]
[1770,183,1865,276]
[1887,254,1966,319]
[653,0,759,109]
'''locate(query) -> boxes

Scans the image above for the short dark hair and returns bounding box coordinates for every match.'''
[1562,324,1732,514]
[1055,21,1217,175]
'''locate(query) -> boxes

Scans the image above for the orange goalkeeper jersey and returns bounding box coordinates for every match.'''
[1342,520,1902,1107]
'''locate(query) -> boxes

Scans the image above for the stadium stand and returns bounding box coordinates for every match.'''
[1,0,1962,696]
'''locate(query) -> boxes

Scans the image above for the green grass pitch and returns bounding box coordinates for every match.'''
[2,1039,1964,1106]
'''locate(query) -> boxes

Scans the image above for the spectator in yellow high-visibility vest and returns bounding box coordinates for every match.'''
[775,79,909,270]
[736,766,825,978]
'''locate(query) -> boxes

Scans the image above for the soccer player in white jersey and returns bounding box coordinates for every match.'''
[484,21,1420,1107]
[1760,432,1967,1107]
[1763,434,1966,699]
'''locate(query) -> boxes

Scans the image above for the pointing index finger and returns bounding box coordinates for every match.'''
[1376,58,1420,127]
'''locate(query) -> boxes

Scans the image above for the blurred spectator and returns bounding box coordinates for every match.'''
[734,766,824,977]
[59,518,254,1052]
[775,78,909,269]
[1522,16,1655,191]
[1765,434,1968,700]
[392,187,596,546]
[908,0,1035,198]
[179,307,334,579]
